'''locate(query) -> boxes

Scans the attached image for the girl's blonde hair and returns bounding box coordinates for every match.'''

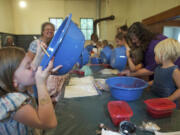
[0,47,25,96]
[154,38,180,63]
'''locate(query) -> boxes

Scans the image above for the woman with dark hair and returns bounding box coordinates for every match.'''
[85,33,99,55]
[86,33,99,52]
[117,25,128,34]
[122,22,180,78]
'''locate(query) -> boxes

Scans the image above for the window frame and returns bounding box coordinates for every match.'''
[80,18,94,40]
[49,17,64,32]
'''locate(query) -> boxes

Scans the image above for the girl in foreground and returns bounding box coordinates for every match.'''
[0,46,61,134]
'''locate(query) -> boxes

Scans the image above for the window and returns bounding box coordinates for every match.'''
[49,18,63,33]
[80,18,93,40]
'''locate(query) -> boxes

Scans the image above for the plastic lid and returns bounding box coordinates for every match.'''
[144,98,176,111]
[108,101,133,118]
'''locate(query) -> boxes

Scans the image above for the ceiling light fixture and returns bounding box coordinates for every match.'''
[19,1,27,8]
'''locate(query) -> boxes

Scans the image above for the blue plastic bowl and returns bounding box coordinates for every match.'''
[100,46,112,64]
[77,48,89,68]
[91,57,102,64]
[106,77,148,101]
[110,46,127,71]
[40,14,85,75]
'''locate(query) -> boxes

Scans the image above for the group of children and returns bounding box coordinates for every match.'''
[115,25,180,107]
[0,20,180,135]
[86,33,114,57]
[88,24,180,108]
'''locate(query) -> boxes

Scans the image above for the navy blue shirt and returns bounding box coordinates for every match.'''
[151,65,178,98]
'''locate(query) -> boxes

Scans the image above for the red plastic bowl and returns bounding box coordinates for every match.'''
[144,98,176,118]
[108,101,133,126]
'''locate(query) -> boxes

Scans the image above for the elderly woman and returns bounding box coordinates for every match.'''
[28,22,65,102]
[121,22,180,79]
[4,35,15,46]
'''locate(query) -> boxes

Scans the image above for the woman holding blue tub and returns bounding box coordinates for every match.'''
[28,22,65,102]
[121,22,180,79]
[29,22,55,55]
[28,22,55,71]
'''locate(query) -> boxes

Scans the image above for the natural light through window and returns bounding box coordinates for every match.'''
[49,18,63,33]
[178,33,180,42]
[80,18,93,40]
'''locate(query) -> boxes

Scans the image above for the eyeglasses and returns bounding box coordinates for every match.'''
[44,28,55,32]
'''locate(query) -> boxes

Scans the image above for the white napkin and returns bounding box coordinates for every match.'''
[68,76,94,85]
[64,84,98,98]
[64,76,98,98]
[101,129,121,135]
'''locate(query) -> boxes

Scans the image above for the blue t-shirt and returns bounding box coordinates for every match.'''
[85,44,96,53]
[151,65,178,98]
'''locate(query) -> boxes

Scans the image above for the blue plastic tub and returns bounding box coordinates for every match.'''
[100,46,112,64]
[77,48,89,68]
[106,77,148,101]
[91,57,102,64]
[40,14,85,75]
[110,46,127,71]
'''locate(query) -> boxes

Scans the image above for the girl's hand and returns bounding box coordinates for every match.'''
[35,59,62,85]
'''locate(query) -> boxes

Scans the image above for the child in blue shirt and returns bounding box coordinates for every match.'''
[150,38,180,106]
[116,32,143,75]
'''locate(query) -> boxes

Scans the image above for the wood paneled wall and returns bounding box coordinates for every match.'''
[142,5,180,34]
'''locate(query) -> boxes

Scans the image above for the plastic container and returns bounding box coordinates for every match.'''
[100,46,112,64]
[90,57,101,64]
[110,46,127,71]
[40,14,85,75]
[108,101,133,126]
[147,108,172,118]
[144,98,176,118]
[106,77,148,101]
[77,48,89,68]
